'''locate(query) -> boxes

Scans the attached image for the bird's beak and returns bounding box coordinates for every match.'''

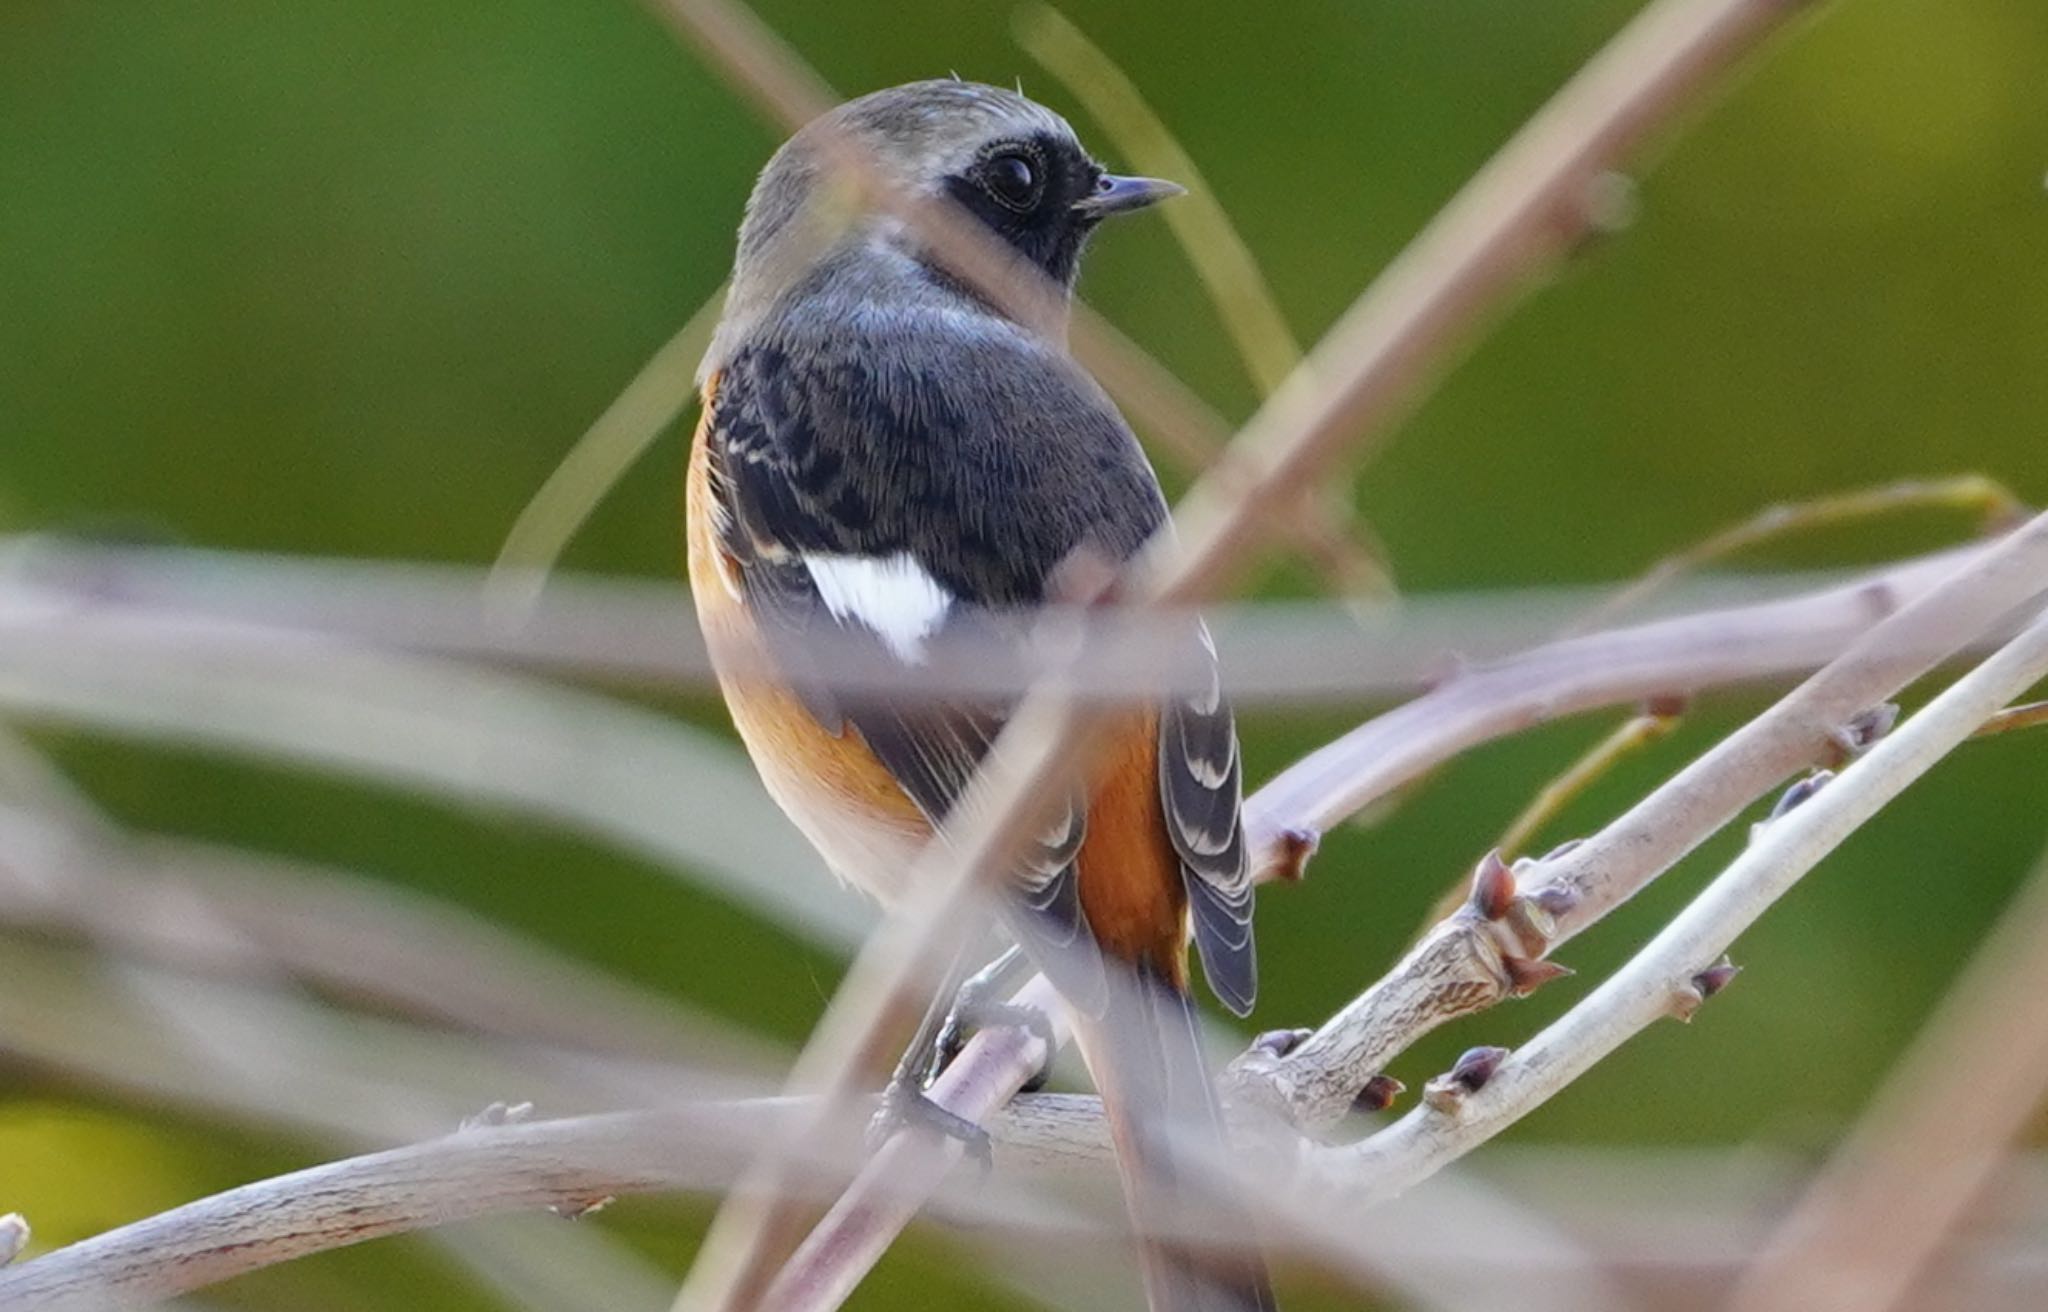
[1071,174,1186,218]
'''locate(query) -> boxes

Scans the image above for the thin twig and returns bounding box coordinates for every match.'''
[0,545,2005,950]
[1973,698,2048,739]
[1013,2,1396,597]
[1493,713,1683,860]
[0,746,692,1312]
[737,504,2044,1307]
[1,553,2017,1303]
[488,283,727,612]
[24,1123,2048,1311]
[1016,3,1301,395]
[0,543,2005,1308]
[640,0,1251,494]
[0,610,858,948]
[1434,476,2026,939]
[0,1094,1641,1312]
[759,974,1076,1312]
[673,687,1105,1309]
[662,0,1400,599]
[1576,474,2029,633]
[0,806,756,1067]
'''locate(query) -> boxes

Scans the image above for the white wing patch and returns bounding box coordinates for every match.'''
[805,553,954,664]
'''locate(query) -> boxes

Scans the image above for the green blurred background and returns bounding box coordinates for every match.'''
[2,0,2045,1307]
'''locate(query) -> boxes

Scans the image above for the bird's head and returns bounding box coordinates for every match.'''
[728,79,1181,322]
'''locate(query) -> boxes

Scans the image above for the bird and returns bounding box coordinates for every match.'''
[685,78,1273,1311]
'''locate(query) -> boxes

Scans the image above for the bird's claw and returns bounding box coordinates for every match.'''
[927,999,1057,1092]
[869,1079,995,1174]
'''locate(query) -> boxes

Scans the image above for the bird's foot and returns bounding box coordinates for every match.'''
[867,1078,994,1173]
[928,998,1058,1093]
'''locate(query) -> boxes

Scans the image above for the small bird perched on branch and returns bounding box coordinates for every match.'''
[686,78,1273,1311]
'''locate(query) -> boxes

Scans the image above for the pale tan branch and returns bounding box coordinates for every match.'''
[1974,697,2048,739]
[1150,0,1823,607]
[488,284,728,611]
[0,746,725,1312]
[1232,511,2048,1133]
[1,536,1988,706]
[1010,3,1394,597]
[0,1099,1106,1312]
[1573,474,2028,634]
[762,977,1081,1311]
[1240,548,1978,874]
[1314,599,2048,1201]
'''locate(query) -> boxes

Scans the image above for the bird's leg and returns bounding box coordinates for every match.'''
[867,943,1058,1167]
[925,944,1056,1092]
[888,945,977,1095]
[869,947,995,1165]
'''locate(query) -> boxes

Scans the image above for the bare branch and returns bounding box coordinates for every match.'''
[1240,549,1986,874]
[0,608,859,949]
[1150,0,1825,606]
[1494,713,1683,861]
[761,977,1076,1312]
[0,807,757,1068]
[3,539,2004,1309]
[0,1098,1110,1312]
[1235,511,2048,1133]
[1018,5,1302,395]
[1316,598,2048,1200]
[0,743,721,1312]
[2,536,1989,705]
[1415,709,1681,929]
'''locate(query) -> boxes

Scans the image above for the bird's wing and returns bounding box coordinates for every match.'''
[704,318,1255,1014]
[1158,619,1256,1016]
[702,327,1175,1004]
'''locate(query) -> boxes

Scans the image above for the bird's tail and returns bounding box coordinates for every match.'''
[1073,964,1278,1312]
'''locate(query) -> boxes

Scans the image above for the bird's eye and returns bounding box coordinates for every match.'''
[982,152,1041,211]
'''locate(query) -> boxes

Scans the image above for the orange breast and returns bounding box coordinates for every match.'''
[686,401,929,901]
